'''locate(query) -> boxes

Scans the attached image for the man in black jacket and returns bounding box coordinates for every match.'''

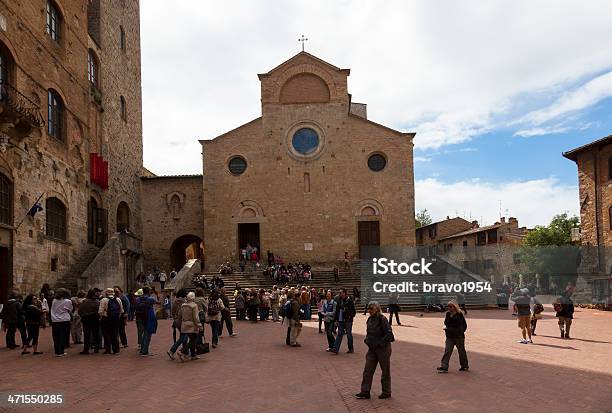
[1,292,26,349]
[331,288,356,354]
[356,301,394,399]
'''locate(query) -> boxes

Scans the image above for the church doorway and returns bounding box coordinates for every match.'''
[358,221,380,258]
[170,234,203,271]
[238,223,260,258]
[0,246,9,305]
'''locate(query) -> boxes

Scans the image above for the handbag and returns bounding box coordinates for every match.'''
[196,342,210,355]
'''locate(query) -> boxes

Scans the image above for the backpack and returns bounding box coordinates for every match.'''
[283,300,294,319]
[107,297,121,318]
[207,299,220,316]
[135,298,150,321]
[534,303,544,314]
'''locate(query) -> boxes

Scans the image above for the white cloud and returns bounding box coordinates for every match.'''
[518,71,612,126]
[415,177,579,228]
[414,156,432,162]
[140,1,612,174]
[514,125,571,138]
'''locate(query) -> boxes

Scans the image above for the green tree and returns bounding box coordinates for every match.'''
[523,213,580,246]
[519,213,581,290]
[415,209,432,228]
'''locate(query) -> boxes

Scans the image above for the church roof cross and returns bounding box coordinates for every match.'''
[298,34,308,52]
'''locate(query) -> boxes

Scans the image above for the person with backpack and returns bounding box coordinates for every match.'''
[135,286,157,356]
[556,286,575,339]
[321,291,336,351]
[356,301,394,400]
[331,288,356,354]
[437,301,469,374]
[511,288,533,344]
[99,288,123,354]
[206,289,225,348]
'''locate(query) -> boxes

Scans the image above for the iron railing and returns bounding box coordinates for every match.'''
[0,82,45,128]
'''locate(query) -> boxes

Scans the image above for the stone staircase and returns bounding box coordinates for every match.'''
[54,246,101,294]
[178,257,493,315]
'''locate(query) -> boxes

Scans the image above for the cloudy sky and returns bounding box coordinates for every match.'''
[140,1,612,228]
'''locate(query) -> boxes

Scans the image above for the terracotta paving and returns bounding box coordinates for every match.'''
[0,306,611,413]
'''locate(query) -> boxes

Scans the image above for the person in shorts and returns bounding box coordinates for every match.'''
[511,288,533,344]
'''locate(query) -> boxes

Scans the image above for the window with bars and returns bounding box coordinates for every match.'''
[46,197,67,241]
[47,89,64,141]
[46,1,61,42]
[120,96,127,121]
[0,45,10,85]
[0,174,12,225]
[88,49,99,88]
[120,26,126,50]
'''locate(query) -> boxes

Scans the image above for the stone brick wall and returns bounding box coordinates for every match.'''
[141,176,203,274]
[0,0,142,300]
[202,52,416,270]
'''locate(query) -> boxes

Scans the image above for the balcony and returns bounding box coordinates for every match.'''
[0,83,45,138]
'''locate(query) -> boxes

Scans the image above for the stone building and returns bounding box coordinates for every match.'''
[0,0,143,303]
[141,174,203,274]
[416,217,473,255]
[563,134,612,305]
[195,52,416,270]
[417,216,528,287]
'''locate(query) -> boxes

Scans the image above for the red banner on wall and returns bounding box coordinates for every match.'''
[90,153,109,190]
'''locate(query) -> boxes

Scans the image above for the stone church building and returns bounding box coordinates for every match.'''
[143,52,416,272]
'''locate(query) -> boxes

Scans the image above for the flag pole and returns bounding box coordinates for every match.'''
[14,192,45,231]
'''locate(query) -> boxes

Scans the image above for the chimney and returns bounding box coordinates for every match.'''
[508,217,518,228]
[500,217,506,223]
[471,220,479,228]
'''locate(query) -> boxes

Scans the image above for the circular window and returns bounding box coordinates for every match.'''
[292,128,320,155]
[228,156,247,175]
[368,153,387,171]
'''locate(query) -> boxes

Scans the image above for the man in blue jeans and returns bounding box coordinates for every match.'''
[331,288,356,354]
[135,287,157,356]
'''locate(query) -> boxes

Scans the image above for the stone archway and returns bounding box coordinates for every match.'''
[170,234,203,271]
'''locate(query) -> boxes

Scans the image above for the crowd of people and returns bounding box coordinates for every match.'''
[0,277,580,401]
[263,262,313,283]
[136,268,177,290]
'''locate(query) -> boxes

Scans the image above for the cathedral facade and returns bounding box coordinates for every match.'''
[199,52,416,269]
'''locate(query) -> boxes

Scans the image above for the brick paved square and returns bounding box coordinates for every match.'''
[0,306,610,412]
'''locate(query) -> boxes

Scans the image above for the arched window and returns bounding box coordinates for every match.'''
[608,156,612,181]
[87,49,99,88]
[609,206,612,230]
[0,173,12,225]
[47,89,64,141]
[46,197,67,241]
[120,96,126,121]
[116,201,130,232]
[46,1,62,42]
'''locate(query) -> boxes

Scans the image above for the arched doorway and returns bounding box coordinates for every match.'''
[170,234,203,271]
[116,201,130,232]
